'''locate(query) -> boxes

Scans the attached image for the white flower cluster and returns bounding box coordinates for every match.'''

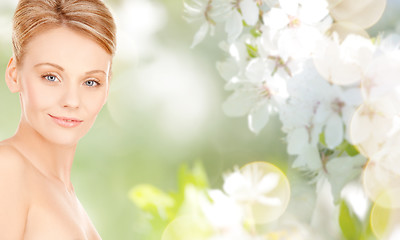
[185,0,400,238]
[185,0,396,195]
[161,162,298,240]
[352,35,400,239]
[199,162,306,239]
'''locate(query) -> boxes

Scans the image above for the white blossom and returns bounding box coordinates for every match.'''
[223,58,289,134]
[261,0,330,60]
[199,162,290,238]
[314,86,362,148]
[218,0,260,43]
[200,190,243,230]
[184,0,231,47]
[313,34,376,86]
[350,96,400,158]
[362,38,400,101]
[325,155,367,203]
[183,2,400,239]
[223,167,281,207]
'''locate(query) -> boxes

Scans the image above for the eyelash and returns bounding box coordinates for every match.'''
[41,73,101,87]
[84,79,101,87]
[41,73,59,83]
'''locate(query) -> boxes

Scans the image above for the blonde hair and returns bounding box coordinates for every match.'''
[12,0,116,64]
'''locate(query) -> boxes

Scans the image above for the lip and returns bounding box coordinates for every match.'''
[48,114,83,128]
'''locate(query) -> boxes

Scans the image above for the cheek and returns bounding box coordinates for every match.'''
[81,90,108,117]
[22,78,58,112]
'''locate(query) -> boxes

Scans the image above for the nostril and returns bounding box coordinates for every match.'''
[61,87,80,109]
[63,103,79,109]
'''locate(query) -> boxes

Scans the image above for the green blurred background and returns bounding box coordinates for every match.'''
[0,0,399,239]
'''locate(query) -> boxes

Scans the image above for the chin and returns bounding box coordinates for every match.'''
[42,131,82,147]
[38,124,91,147]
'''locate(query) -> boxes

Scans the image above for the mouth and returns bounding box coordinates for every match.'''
[48,114,84,128]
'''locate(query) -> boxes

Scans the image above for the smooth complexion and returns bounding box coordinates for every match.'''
[0,26,111,239]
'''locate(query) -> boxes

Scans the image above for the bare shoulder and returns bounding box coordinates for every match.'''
[0,141,30,182]
[0,139,31,179]
[0,140,30,239]
[0,140,27,165]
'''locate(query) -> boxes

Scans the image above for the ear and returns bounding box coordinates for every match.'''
[5,56,21,93]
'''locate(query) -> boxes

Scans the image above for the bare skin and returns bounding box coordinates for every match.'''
[0,140,101,240]
[0,26,111,239]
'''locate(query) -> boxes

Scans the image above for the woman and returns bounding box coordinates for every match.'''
[0,0,116,239]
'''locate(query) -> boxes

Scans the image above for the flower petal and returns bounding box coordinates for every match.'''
[325,113,344,149]
[292,145,321,171]
[256,173,280,193]
[222,90,258,117]
[191,22,209,48]
[287,127,309,155]
[263,7,289,30]
[279,0,299,16]
[248,102,270,134]
[299,0,329,24]
[245,58,267,82]
[225,11,243,43]
[240,0,259,26]
[217,58,239,81]
[223,171,250,196]
[326,155,366,203]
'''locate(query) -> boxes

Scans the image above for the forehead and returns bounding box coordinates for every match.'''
[22,26,112,72]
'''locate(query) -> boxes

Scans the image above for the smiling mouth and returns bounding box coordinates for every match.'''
[49,114,83,128]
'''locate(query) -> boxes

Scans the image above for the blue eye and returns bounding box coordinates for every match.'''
[85,80,99,87]
[44,75,58,82]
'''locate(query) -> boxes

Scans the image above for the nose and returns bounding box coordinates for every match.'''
[61,83,80,109]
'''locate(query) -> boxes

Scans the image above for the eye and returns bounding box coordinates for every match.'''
[43,74,58,82]
[84,80,99,87]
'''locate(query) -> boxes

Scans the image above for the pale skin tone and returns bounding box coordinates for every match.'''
[0,26,112,239]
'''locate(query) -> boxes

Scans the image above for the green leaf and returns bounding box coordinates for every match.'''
[129,162,211,239]
[246,43,259,58]
[166,161,210,218]
[336,140,360,157]
[339,200,363,240]
[129,184,175,220]
[319,132,327,147]
[345,144,360,157]
[178,161,209,192]
[250,28,262,38]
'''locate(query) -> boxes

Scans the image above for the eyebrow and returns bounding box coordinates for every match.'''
[85,70,107,76]
[34,62,64,71]
[34,63,107,76]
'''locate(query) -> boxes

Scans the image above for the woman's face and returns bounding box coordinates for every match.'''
[15,26,112,146]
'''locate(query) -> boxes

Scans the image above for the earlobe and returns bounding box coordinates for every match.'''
[5,56,21,93]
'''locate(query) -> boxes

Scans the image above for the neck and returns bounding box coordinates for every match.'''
[10,119,76,191]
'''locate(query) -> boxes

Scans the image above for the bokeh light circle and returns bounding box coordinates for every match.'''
[363,159,400,209]
[239,161,291,224]
[349,103,392,158]
[328,22,369,41]
[371,197,400,239]
[330,0,387,29]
